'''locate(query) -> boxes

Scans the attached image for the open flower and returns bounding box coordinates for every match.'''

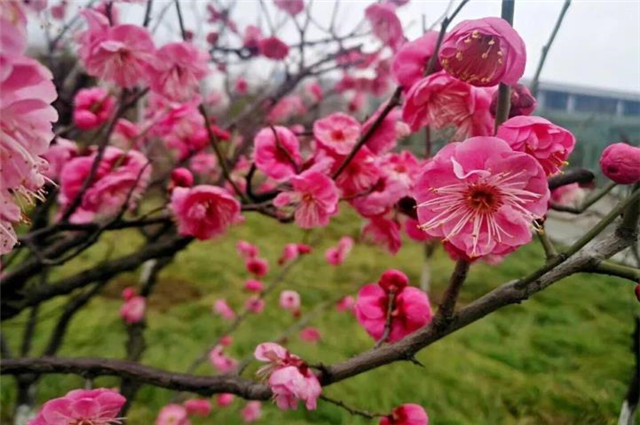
[254,342,321,410]
[149,42,210,102]
[274,0,304,16]
[259,36,289,60]
[355,270,432,343]
[313,112,361,156]
[362,215,402,255]
[365,3,404,51]
[169,185,241,240]
[325,236,355,266]
[184,399,211,417]
[279,290,301,312]
[273,170,339,228]
[497,116,576,176]
[414,136,549,261]
[439,17,525,87]
[155,404,190,425]
[120,296,146,324]
[29,389,126,425]
[213,299,236,320]
[209,345,238,373]
[392,31,441,90]
[241,401,262,422]
[380,404,429,425]
[254,126,302,182]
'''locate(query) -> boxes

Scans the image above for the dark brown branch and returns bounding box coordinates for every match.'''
[435,260,470,323]
[548,169,595,190]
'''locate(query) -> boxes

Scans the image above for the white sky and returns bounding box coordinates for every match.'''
[32,0,640,94]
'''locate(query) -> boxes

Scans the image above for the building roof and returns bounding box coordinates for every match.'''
[521,79,640,102]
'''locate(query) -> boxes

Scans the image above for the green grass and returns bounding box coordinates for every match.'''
[1,208,638,425]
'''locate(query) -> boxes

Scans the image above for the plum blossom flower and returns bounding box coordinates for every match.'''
[278,243,312,265]
[58,147,151,223]
[439,17,526,87]
[245,279,265,292]
[237,240,260,259]
[169,185,241,240]
[402,71,493,139]
[241,401,262,422]
[209,345,238,373]
[267,95,307,123]
[490,83,536,118]
[305,81,323,103]
[392,31,440,90]
[273,170,339,229]
[122,287,136,301]
[274,0,304,16]
[183,399,211,417]
[333,147,381,198]
[362,106,405,155]
[550,183,586,207]
[380,404,429,425]
[155,404,190,425]
[246,257,269,277]
[73,87,115,130]
[362,215,403,254]
[216,394,234,407]
[365,3,404,51]
[213,299,236,320]
[313,113,361,156]
[336,295,356,313]
[246,296,266,314]
[355,270,432,343]
[599,143,640,185]
[120,295,146,324]
[149,42,210,102]
[254,342,321,410]
[497,116,576,176]
[279,290,301,312]
[259,36,289,60]
[80,21,156,88]
[414,136,549,261]
[254,126,302,182]
[169,168,194,192]
[325,236,355,266]
[42,138,77,181]
[404,217,429,242]
[28,388,126,425]
[299,327,321,343]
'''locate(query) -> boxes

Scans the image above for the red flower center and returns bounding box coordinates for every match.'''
[466,184,501,213]
[331,129,345,142]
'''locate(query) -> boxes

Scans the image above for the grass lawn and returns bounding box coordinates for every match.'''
[1,208,638,425]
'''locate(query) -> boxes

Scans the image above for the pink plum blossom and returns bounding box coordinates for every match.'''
[362,215,403,255]
[402,71,493,139]
[155,404,190,425]
[392,31,440,90]
[380,404,429,425]
[254,342,321,410]
[216,394,234,407]
[273,170,339,229]
[313,113,361,156]
[497,116,576,176]
[305,81,323,103]
[299,327,321,343]
[325,236,354,266]
[332,147,381,198]
[439,17,526,87]
[42,138,77,181]
[490,83,537,118]
[169,168,194,192]
[362,106,404,154]
[254,126,302,181]
[149,42,210,102]
[189,152,219,180]
[267,95,307,123]
[213,299,236,320]
[246,296,266,314]
[279,290,301,312]
[209,345,238,373]
[241,401,262,422]
[274,0,304,16]
[245,279,265,292]
[355,271,432,343]
[599,143,640,184]
[183,399,211,417]
[73,87,115,130]
[404,217,429,242]
[259,37,289,60]
[120,295,146,324]
[414,136,549,261]
[246,257,269,277]
[80,20,157,88]
[278,243,313,265]
[29,388,125,425]
[122,287,136,301]
[237,240,260,259]
[365,3,404,51]
[550,183,586,207]
[169,185,241,240]
[336,295,356,313]
[58,147,151,223]
[235,77,249,94]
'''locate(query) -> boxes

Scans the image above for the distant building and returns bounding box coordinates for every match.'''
[531,80,640,118]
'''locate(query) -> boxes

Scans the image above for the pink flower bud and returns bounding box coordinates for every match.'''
[279,290,301,312]
[380,404,429,425]
[241,401,262,422]
[220,335,233,346]
[217,393,234,407]
[245,279,264,292]
[336,295,355,313]
[246,257,269,277]
[378,269,409,293]
[122,286,136,301]
[169,167,194,191]
[599,143,640,184]
[245,296,265,314]
[120,296,146,324]
[299,327,321,343]
[259,37,289,60]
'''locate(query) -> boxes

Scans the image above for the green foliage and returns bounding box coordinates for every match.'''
[1,209,637,424]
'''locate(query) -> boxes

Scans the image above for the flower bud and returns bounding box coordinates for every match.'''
[378,269,409,293]
[599,143,640,184]
[490,83,537,118]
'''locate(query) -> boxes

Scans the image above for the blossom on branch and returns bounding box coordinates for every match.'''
[29,388,126,425]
